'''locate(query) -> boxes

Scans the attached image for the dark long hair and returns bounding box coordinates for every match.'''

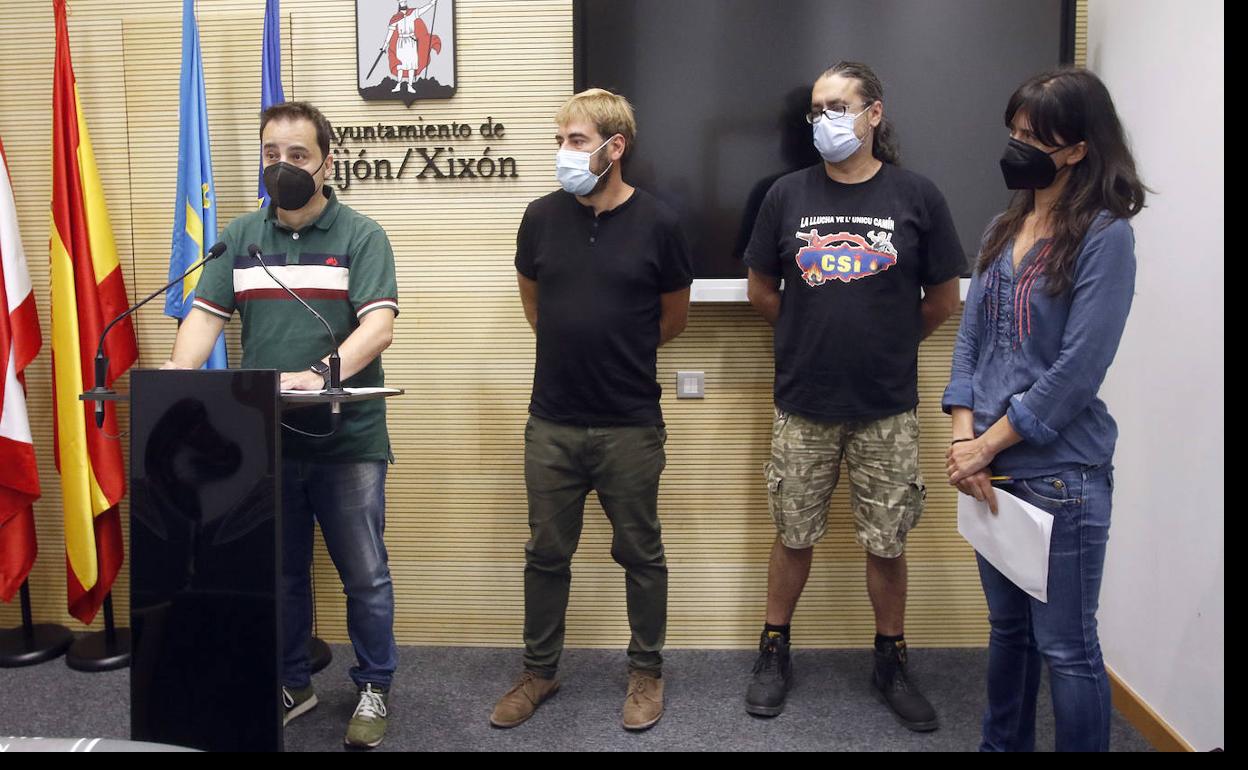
[978,68,1147,294]
[821,61,900,165]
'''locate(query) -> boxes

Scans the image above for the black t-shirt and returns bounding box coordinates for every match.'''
[744,163,965,422]
[516,188,694,426]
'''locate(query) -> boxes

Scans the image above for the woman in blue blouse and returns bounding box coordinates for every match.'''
[943,68,1147,752]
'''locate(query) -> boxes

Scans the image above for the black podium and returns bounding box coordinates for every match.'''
[128,369,283,752]
[121,369,400,752]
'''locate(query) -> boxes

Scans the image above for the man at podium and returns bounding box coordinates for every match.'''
[162,101,400,750]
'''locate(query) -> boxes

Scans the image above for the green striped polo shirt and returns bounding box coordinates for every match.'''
[194,187,398,462]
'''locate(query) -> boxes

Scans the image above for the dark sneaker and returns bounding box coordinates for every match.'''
[282,684,318,726]
[871,641,939,732]
[344,684,389,748]
[489,671,561,728]
[745,631,793,716]
[622,671,664,731]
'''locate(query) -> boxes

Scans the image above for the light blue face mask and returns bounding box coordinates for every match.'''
[812,108,870,163]
[555,135,616,196]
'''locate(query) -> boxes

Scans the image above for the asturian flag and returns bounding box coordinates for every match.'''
[166,0,226,369]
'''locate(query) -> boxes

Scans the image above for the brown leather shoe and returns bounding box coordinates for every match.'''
[622,671,664,731]
[489,671,560,728]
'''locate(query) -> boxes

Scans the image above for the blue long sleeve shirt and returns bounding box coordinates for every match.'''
[942,213,1136,479]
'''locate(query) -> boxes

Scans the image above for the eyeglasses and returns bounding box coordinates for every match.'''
[806,102,874,124]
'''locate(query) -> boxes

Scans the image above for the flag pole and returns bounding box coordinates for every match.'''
[0,582,74,667]
[66,592,130,671]
[256,0,330,675]
[309,566,332,674]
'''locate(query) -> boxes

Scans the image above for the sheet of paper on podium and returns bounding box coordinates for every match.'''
[280,386,403,397]
[957,489,1054,603]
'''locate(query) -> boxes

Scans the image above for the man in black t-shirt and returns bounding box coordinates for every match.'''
[489,88,693,733]
[742,62,964,731]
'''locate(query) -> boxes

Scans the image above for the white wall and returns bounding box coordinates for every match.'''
[1087,0,1224,751]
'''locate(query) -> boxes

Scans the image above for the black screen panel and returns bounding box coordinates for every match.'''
[576,0,1066,279]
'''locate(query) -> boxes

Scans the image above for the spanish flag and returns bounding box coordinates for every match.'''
[50,0,137,625]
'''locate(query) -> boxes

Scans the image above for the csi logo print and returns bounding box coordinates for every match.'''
[794,229,898,286]
[356,0,456,105]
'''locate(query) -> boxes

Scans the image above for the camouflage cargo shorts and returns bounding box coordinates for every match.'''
[764,407,926,557]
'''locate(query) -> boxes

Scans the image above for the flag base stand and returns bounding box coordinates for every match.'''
[0,585,74,668]
[66,594,130,672]
[0,625,75,667]
[309,636,332,673]
[66,628,131,671]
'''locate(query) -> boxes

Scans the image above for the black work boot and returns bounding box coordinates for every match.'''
[871,640,939,732]
[745,631,793,716]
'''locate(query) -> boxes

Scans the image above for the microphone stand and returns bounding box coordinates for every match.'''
[90,242,227,427]
[247,245,346,424]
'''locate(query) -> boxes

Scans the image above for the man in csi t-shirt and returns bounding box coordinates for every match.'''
[742,62,964,731]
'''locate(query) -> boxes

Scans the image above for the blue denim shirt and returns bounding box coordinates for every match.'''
[942,214,1136,479]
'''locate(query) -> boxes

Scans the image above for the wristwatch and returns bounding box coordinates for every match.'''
[309,360,330,387]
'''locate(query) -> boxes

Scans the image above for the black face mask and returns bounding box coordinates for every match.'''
[263,161,318,210]
[999,137,1066,190]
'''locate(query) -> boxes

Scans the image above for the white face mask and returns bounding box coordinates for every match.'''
[812,108,870,164]
[555,136,616,196]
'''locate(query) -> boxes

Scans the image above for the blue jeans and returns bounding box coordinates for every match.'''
[977,465,1114,752]
[282,459,397,690]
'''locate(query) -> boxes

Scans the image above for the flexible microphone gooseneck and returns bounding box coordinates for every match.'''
[91,240,228,428]
[247,244,346,434]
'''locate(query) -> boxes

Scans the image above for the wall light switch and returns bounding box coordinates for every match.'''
[676,371,705,399]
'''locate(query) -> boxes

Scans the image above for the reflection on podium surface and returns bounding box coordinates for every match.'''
[129,369,282,753]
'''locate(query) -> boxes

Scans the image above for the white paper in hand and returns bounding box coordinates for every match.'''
[957,488,1054,603]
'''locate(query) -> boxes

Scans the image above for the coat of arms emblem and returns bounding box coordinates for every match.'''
[357,0,456,105]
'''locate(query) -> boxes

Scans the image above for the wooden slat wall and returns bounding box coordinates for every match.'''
[1075,2,1089,66]
[1,0,1087,649]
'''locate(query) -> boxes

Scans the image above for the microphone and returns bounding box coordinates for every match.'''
[91,240,228,428]
[246,244,346,416]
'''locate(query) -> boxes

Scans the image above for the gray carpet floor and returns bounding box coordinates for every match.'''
[1,644,1153,752]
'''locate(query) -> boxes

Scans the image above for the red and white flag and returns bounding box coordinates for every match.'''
[0,134,43,603]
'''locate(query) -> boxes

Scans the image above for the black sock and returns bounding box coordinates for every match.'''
[764,623,791,642]
[875,633,904,652]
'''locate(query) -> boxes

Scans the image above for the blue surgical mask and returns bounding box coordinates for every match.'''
[555,136,616,196]
[812,109,869,163]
